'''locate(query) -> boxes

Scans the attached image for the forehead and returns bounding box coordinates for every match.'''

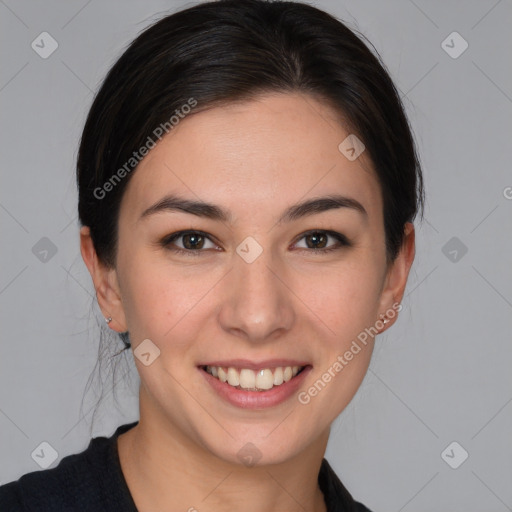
[120,92,382,225]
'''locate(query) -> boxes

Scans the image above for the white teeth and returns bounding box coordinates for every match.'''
[239,369,256,389]
[217,367,227,383]
[227,367,239,386]
[273,367,284,385]
[255,369,274,390]
[205,365,304,391]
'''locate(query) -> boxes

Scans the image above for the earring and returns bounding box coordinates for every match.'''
[105,317,112,324]
[380,314,389,325]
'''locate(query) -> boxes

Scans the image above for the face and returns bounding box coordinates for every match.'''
[84,92,414,466]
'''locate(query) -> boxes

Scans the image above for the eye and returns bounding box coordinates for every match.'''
[293,230,351,254]
[160,229,351,256]
[161,230,219,256]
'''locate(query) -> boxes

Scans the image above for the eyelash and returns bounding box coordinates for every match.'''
[160,229,351,256]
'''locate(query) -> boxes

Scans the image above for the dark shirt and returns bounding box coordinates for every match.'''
[0,421,373,511]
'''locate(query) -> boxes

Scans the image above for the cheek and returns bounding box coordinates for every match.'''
[118,232,385,353]
[118,253,217,350]
[300,259,384,340]
[300,265,381,416]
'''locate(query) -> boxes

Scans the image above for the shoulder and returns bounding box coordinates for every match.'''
[0,480,23,511]
[354,502,374,512]
[319,458,375,512]
[0,443,100,511]
[0,421,139,512]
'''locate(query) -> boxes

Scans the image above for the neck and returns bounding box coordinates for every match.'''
[117,387,329,512]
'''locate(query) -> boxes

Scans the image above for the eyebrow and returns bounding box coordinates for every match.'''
[139,193,368,224]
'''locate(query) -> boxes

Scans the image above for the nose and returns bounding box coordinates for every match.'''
[217,245,295,344]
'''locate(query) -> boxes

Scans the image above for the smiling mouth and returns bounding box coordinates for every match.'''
[200,365,308,392]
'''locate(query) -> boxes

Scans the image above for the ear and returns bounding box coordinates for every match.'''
[376,222,416,331]
[80,226,127,332]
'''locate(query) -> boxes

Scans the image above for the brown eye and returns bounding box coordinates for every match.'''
[294,230,351,254]
[304,232,328,249]
[181,232,205,249]
[161,230,218,255]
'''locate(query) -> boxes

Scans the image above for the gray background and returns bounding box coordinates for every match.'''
[1,0,511,510]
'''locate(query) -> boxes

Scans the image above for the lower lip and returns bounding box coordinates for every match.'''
[199,366,312,409]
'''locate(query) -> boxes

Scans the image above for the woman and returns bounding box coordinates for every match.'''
[0,0,423,510]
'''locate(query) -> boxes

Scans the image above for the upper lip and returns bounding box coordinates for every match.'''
[198,359,310,371]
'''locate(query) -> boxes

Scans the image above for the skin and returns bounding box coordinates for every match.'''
[80,92,415,512]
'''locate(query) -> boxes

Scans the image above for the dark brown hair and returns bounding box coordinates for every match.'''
[78,0,424,268]
[77,0,424,428]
